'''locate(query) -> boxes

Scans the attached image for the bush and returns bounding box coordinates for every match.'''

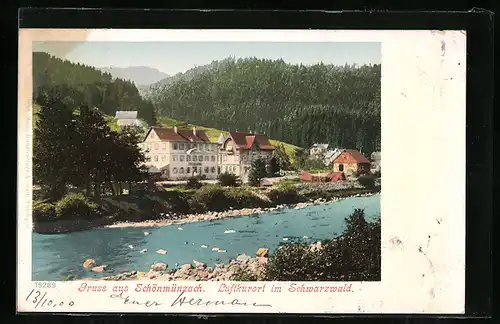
[322,209,381,281]
[55,193,98,220]
[192,185,230,212]
[231,267,259,281]
[33,202,56,222]
[186,177,202,189]
[266,184,301,205]
[357,175,376,188]
[225,188,267,209]
[263,243,328,281]
[263,209,381,281]
[218,172,240,187]
[372,170,381,177]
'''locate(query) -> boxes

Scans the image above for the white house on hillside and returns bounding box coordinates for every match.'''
[141,126,218,180]
[115,111,141,128]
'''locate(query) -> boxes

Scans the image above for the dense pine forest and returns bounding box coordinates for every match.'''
[148,57,381,153]
[32,52,156,126]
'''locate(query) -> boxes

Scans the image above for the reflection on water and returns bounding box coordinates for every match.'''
[32,195,380,281]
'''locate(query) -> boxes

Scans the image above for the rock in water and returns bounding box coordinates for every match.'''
[180,263,192,271]
[150,263,168,272]
[91,265,107,272]
[193,260,207,269]
[256,248,269,257]
[83,259,96,269]
[156,249,167,255]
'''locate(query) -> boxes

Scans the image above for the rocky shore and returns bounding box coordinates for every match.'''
[84,242,325,282]
[106,191,379,229]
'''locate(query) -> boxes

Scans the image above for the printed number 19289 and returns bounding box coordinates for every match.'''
[35,282,56,289]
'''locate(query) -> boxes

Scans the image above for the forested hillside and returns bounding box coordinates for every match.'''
[149,57,381,153]
[33,52,156,126]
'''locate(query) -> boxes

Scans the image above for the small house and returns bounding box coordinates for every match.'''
[115,111,141,128]
[309,143,329,157]
[331,149,371,176]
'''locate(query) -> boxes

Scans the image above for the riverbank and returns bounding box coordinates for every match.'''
[106,191,378,229]
[33,182,380,234]
[84,241,324,282]
[84,253,269,281]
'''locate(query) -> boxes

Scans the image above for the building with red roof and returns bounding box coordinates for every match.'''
[141,126,218,180]
[331,149,371,176]
[218,131,275,182]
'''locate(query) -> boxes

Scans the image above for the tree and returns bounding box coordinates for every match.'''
[33,91,75,201]
[248,157,267,186]
[273,144,292,171]
[218,172,241,187]
[70,105,113,197]
[293,148,307,170]
[149,58,381,153]
[267,157,280,177]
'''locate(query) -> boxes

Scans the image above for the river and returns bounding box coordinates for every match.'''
[32,194,380,281]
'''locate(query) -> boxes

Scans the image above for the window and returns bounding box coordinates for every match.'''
[235,155,239,162]
[154,143,159,150]
[211,156,215,162]
[224,166,228,172]
[180,155,185,162]
[218,166,221,174]
[194,144,198,149]
[198,155,203,161]
[179,143,184,150]
[162,155,166,162]
[223,155,227,162]
[151,132,155,138]
[218,155,221,162]
[204,167,209,173]
[180,167,184,174]
[204,156,209,161]
[162,143,166,151]
[146,155,151,162]
[173,167,178,174]
[242,155,247,161]
[187,167,191,174]
[211,167,216,173]
[193,156,197,162]
[338,164,344,172]
[173,143,178,150]
[187,155,191,161]
[154,155,158,161]
[173,155,178,161]
[147,144,151,151]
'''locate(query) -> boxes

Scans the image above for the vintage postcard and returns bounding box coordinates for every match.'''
[17,28,466,314]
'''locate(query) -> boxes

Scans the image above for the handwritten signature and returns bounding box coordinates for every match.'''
[171,291,272,308]
[109,291,162,307]
[109,291,272,308]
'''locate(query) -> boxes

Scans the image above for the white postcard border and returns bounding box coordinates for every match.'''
[18,29,466,314]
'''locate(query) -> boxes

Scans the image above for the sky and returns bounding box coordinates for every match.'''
[33,41,380,75]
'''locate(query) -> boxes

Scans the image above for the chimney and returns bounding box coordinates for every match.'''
[193,126,196,136]
[174,126,178,134]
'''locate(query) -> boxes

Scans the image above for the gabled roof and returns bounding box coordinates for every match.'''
[115,111,138,119]
[144,127,211,143]
[217,133,226,144]
[325,148,344,161]
[332,149,370,164]
[228,131,274,150]
[176,129,210,142]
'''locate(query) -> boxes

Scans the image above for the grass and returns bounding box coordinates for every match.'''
[157,116,302,163]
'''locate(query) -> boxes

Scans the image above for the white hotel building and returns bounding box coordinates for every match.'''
[141,126,218,180]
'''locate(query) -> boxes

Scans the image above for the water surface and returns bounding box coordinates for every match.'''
[32,194,380,280]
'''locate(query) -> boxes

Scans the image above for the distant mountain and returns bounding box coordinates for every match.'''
[141,63,214,98]
[99,66,169,86]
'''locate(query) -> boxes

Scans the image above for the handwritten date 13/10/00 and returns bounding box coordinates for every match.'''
[25,289,74,309]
